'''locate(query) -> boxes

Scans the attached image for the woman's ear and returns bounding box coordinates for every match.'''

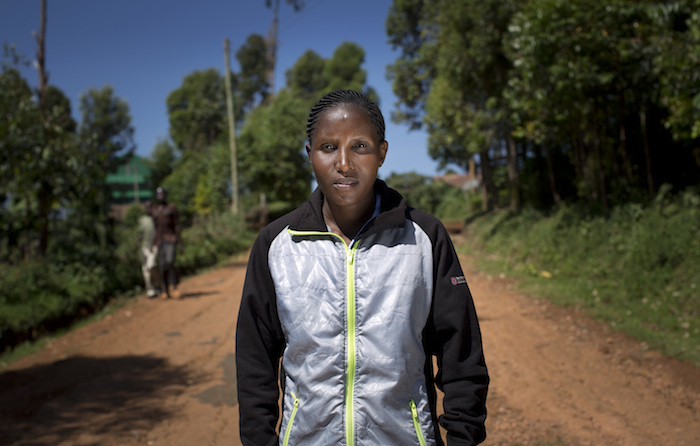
[379,140,388,166]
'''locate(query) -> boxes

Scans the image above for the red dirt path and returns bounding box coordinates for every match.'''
[1,247,698,445]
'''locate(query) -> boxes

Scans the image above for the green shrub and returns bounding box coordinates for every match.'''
[461,188,700,365]
[0,209,254,354]
[178,211,254,275]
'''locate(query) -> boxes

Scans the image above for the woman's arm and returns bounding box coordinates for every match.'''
[236,234,285,446]
[427,220,490,445]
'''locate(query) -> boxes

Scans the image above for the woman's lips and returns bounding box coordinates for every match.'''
[334,178,358,188]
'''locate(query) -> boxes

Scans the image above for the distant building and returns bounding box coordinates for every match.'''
[433,172,481,192]
[106,155,153,219]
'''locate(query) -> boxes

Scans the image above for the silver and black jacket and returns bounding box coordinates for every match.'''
[236,180,488,446]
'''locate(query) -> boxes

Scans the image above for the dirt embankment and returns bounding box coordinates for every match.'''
[1,250,698,445]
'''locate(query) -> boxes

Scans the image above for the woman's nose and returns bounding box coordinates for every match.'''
[335,147,353,173]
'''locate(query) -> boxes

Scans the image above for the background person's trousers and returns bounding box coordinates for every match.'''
[158,242,178,295]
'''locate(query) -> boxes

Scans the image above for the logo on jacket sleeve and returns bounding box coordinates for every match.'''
[450,275,467,286]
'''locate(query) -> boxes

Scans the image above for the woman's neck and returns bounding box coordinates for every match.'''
[322,196,375,245]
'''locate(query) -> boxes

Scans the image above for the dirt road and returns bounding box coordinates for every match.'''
[1,248,698,445]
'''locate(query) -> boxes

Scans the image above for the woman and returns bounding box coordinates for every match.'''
[236,90,488,445]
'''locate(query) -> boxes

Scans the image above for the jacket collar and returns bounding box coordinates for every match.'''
[289,180,407,237]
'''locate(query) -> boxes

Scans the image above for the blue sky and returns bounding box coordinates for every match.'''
[1,0,448,178]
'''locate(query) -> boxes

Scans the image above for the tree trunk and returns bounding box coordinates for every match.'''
[544,144,561,205]
[38,181,51,256]
[479,149,497,211]
[506,133,520,211]
[640,108,655,198]
[593,101,609,215]
[573,132,594,204]
[617,93,634,188]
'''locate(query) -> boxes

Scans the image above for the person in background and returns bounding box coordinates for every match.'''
[138,201,159,298]
[152,186,181,299]
[236,90,489,445]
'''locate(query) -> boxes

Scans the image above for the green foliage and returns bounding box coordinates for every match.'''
[161,150,207,222]
[285,50,327,98]
[238,89,313,207]
[178,212,254,276]
[234,33,271,115]
[655,4,700,140]
[147,138,178,189]
[166,68,227,152]
[0,256,118,349]
[0,210,253,353]
[192,142,233,216]
[434,186,470,221]
[388,0,700,213]
[323,42,368,93]
[78,85,135,166]
[123,203,146,227]
[385,171,471,221]
[1,65,134,259]
[462,187,700,365]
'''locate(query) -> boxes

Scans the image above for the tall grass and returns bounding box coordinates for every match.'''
[460,186,700,366]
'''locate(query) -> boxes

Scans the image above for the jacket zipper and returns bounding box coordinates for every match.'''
[410,399,427,446]
[287,229,359,445]
[282,393,299,446]
[345,243,357,445]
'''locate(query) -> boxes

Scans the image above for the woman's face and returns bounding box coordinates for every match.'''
[306,104,388,213]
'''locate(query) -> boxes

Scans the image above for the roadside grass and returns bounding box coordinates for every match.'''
[0,210,254,368]
[456,187,700,367]
[0,291,135,371]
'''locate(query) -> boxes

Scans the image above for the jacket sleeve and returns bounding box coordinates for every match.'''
[236,231,285,446]
[428,222,489,445]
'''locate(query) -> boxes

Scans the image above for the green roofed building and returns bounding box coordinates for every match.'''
[106,156,153,218]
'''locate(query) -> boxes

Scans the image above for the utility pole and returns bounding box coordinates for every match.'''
[224,38,239,214]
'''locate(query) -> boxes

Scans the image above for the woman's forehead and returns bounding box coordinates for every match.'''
[318,104,372,127]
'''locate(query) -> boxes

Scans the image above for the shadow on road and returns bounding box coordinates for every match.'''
[192,352,237,408]
[0,354,200,445]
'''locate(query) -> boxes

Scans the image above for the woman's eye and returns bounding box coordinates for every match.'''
[321,144,335,151]
[354,142,370,151]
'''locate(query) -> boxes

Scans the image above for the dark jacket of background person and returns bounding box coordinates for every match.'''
[152,202,180,248]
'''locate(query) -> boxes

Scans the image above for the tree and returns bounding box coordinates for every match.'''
[70,85,135,249]
[387,0,519,211]
[388,0,699,213]
[386,0,436,130]
[285,50,328,98]
[323,42,368,93]
[166,68,226,152]
[0,66,42,259]
[504,0,699,208]
[385,171,440,213]
[192,142,233,215]
[148,138,178,189]
[656,2,700,144]
[237,89,312,207]
[235,33,271,115]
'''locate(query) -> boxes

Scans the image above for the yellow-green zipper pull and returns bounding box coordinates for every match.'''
[410,399,427,446]
[282,393,300,446]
